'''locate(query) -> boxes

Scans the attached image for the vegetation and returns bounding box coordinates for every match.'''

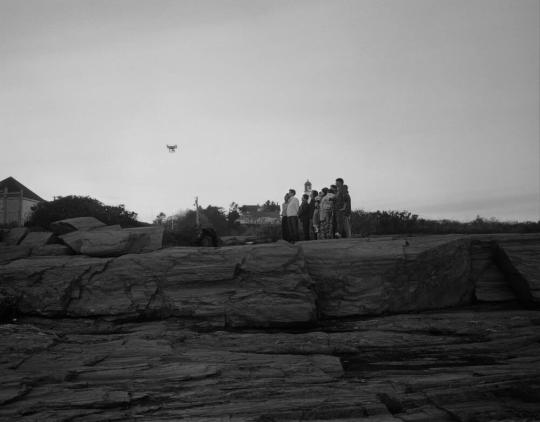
[351,210,540,236]
[26,195,143,229]
[156,206,539,246]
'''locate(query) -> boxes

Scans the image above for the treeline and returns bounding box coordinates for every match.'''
[350,210,540,236]
[155,204,281,246]
[21,196,539,245]
[26,195,143,229]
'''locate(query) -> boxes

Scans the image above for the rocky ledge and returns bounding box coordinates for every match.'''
[1,234,539,420]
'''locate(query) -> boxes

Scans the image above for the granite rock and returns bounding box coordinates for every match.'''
[50,217,106,235]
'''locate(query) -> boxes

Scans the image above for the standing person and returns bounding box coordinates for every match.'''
[281,193,290,241]
[330,184,338,238]
[286,189,300,242]
[298,194,310,241]
[312,193,321,239]
[343,184,352,238]
[319,187,335,239]
[309,190,318,240]
[334,178,346,238]
[317,188,328,239]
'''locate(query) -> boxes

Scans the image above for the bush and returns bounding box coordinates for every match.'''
[349,209,540,236]
[26,195,142,229]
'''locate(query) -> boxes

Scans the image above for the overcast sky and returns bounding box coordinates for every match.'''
[1,0,538,223]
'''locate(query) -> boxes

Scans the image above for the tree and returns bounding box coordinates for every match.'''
[227,202,241,232]
[201,205,228,235]
[260,200,280,212]
[153,212,167,225]
[26,195,141,229]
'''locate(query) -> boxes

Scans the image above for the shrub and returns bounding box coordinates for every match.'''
[26,195,142,229]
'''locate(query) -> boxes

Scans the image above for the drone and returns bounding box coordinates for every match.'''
[166,144,178,153]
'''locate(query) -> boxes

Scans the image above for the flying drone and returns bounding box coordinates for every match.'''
[166,144,178,153]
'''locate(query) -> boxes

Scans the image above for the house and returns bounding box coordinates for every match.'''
[238,205,280,225]
[0,177,45,226]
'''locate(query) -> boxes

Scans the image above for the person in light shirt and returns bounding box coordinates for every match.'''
[286,189,300,242]
[319,187,335,239]
[281,192,290,241]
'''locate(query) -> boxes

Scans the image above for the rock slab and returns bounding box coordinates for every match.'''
[50,216,107,234]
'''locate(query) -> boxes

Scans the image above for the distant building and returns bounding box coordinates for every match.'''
[238,205,280,225]
[0,177,45,226]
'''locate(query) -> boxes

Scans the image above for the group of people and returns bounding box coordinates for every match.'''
[281,178,352,242]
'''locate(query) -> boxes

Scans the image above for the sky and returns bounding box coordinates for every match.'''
[1,0,539,223]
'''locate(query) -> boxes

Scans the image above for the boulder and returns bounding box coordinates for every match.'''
[496,236,540,304]
[0,244,32,264]
[31,244,73,257]
[123,226,164,252]
[4,227,28,246]
[60,226,163,257]
[300,236,473,318]
[0,242,317,327]
[19,231,54,248]
[77,230,137,257]
[50,217,106,235]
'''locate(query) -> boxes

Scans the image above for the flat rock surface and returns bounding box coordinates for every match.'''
[0,304,539,421]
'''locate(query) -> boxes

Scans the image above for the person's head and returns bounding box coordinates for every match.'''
[329,185,337,194]
[284,193,290,201]
[343,184,349,192]
[336,178,344,188]
[302,194,308,202]
[321,187,328,196]
[289,189,296,197]
[310,190,319,199]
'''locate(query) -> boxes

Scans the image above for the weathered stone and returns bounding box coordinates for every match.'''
[0,244,31,264]
[4,227,28,245]
[0,243,316,327]
[496,236,540,304]
[61,226,163,256]
[19,231,54,248]
[123,226,164,252]
[50,216,106,235]
[475,262,515,302]
[77,229,136,257]
[0,305,538,421]
[300,236,473,318]
[31,244,73,257]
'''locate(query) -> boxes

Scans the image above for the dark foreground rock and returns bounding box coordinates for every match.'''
[0,304,539,421]
[1,234,539,420]
[0,242,316,327]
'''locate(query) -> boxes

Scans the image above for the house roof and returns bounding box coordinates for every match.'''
[0,177,45,202]
[240,205,260,214]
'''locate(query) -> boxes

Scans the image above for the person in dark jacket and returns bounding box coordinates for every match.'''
[342,184,352,237]
[298,194,311,241]
[334,178,346,238]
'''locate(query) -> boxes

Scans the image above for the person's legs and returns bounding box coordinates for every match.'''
[288,216,299,242]
[335,211,345,238]
[303,219,310,240]
[320,219,329,239]
[345,216,352,238]
[281,216,289,241]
